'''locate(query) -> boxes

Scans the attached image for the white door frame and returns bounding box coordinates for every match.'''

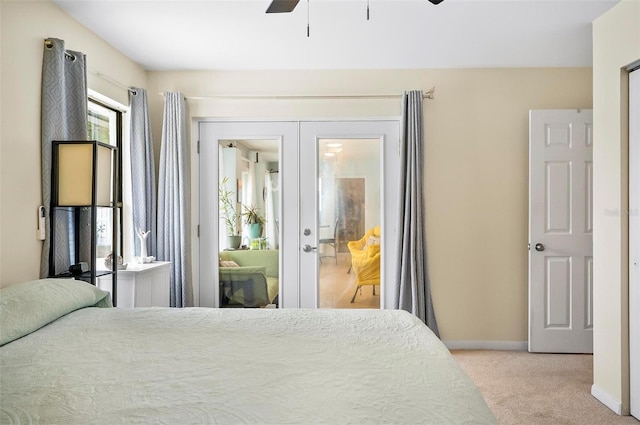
[629,68,639,419]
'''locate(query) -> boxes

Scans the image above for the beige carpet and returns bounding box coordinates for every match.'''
[450,350,639,425]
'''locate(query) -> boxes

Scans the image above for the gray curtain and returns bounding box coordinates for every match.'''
[393,90,439,337]
[129,88,156,257]
[157,92,193,307]
[40,38,88,278]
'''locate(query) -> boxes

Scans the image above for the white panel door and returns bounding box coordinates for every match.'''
[629,68,639,420]
[529,109,593,353]
[298,120,400,309]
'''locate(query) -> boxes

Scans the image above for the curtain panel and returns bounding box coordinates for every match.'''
[157,92,193,307]
[129,88,156,258]
[393,90,439,337]
[40,38,88,278]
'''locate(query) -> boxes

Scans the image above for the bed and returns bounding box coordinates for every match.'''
[0,279,497,425]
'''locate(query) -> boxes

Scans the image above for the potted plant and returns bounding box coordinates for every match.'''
[242,204,265,239]
[219,177,242,249]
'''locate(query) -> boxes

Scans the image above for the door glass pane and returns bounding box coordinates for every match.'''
[318,138,381,309]
[218,139,281,308]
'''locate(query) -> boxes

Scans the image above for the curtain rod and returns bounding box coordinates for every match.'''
[88,68,137,94]
[44,39,77,62]
[42,40,132,94]
[160,87,435,100]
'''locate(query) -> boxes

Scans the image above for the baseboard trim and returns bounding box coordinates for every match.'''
[591,384,623,415]
[444,340,528,351]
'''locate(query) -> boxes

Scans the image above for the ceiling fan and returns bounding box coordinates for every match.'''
[266,0,444,14]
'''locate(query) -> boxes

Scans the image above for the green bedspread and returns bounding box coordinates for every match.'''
[0,279,497,425]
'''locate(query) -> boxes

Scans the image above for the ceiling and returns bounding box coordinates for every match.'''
[52,0,619,71]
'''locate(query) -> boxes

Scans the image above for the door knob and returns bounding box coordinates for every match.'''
[303,244,317,253]
[535,243,545,252]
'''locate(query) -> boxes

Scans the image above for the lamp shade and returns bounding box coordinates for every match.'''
[53,140,115,206]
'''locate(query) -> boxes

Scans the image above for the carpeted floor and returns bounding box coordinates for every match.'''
[450,350,639,425]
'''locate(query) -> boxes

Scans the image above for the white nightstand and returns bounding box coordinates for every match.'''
[97,261,171,308]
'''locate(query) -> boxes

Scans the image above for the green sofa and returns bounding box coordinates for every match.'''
[219,250,279,306]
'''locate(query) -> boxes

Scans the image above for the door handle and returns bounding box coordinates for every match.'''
[535,243,545,252]
[303,244,317,253]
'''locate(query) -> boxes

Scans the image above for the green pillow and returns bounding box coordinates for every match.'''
[0,278,112,346]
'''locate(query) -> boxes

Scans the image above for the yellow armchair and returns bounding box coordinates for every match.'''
[348,225,381,303]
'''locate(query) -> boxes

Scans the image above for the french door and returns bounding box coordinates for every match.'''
[198,121,299,308]
[198,119,400,309]
[298,121,400,308]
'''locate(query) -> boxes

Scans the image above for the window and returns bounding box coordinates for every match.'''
[88,98,123,258]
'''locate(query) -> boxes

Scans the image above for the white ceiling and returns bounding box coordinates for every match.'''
[53,0,619,71]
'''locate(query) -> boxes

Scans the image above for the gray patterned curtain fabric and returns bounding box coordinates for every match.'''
[129,88,156,257]
[394,90,439,337]
[157,92,193,307]
[40,38,88,278]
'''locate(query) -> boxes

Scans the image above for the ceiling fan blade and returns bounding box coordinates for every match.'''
[266,0,300,13]
[428,0,445,4]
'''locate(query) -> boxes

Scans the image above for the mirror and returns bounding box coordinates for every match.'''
[218,139,281,308]
[218,139,279,251]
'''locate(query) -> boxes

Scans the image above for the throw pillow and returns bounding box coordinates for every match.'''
[220,259,240,268]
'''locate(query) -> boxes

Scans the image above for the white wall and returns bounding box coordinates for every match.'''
[0,0,147,287]
[147,68,593,343]
[592,0,640,415]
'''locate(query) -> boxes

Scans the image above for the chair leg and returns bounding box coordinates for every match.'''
[350,285,361,303]
[373,285,376,296]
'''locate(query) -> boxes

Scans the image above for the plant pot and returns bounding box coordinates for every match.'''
[227,235,241,249]
[248,223,262,239]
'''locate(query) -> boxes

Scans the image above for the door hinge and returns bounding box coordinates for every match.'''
[197,140,200,154]
[197,225,200,237]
